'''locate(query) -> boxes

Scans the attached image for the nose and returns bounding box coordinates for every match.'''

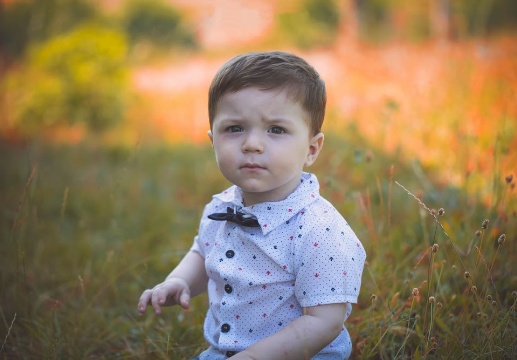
[242,130,264,153]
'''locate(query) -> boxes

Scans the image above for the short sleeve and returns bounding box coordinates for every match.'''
[293,214,366,308]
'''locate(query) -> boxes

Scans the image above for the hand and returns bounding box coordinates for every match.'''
[137,278,191,315]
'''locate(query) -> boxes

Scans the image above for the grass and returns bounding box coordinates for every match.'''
[0,126,515,359]
[1,29,516,360]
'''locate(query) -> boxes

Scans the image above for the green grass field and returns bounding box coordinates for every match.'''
[1,129,515,359]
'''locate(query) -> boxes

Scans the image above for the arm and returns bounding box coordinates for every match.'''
[233,303,347,360]
[137,250,208,315]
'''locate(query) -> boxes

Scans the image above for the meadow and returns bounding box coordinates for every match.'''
[1,122,515,359]
[1,17,517,359]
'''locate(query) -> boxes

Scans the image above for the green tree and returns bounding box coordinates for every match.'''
[277,0,341,49]
[452,0,517,37]
[7,23,129,133]
[122,0,196,49]
[0,0,98,60]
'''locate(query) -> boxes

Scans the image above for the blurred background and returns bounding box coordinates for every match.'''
[1,0,516,358]
[1,0,516,186]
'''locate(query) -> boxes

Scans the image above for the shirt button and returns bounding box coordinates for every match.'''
[226,250,235,258]
[221,323,231,333]
[224,284,233,294]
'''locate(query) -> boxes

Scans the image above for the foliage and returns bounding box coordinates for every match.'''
[121,0,197,50]
[351,0,517,43]
[0,0,98,59]
[5,23,129,133]
[0,126,515,358]
[276,0,341,49]
[452,0,517,36]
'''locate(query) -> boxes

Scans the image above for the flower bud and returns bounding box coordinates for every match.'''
[371,294,377,304]
[498,234,506,245]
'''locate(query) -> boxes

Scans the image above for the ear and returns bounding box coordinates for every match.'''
[305,132,324,167]
[208,130,214,145]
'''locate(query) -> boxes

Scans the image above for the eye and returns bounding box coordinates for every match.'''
[268,126,286,135]
[226,125,243,133]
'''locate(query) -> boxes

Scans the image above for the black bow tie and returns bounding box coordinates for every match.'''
[208,207,261,227]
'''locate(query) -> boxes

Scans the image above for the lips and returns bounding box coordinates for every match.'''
[241,163,265,170]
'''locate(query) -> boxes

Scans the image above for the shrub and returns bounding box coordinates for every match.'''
[122,0,196,49]
[276,0,341,49]
[0,0,98,59]
[7,23,129,133]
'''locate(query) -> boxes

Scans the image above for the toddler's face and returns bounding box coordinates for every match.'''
[209,87,323,206]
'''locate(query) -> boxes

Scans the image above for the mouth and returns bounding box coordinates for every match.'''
[241,163,265,170]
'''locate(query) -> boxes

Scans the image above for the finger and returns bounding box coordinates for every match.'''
[137,290,152,314]
[179,288,191,310]
[151,289,164,315]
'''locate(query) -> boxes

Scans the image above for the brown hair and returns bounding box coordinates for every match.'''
[208,51,326,135]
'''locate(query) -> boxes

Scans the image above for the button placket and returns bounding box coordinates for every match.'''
[220,232,236,342]
[224,246,235,295]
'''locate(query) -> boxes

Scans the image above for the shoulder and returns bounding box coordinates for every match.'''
[301,196,350,229]
[296,196,365,257]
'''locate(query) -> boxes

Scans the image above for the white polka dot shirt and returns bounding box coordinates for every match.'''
[191,172,366,359]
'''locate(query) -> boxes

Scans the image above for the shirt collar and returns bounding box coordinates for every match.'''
[212,172,320,235]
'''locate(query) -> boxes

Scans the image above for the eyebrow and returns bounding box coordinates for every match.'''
[216,115,295,125]
[262,114,299,124]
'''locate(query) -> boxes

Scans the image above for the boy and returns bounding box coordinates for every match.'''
[138,51,366,359]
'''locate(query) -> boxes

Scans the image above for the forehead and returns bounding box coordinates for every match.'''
[219,86,304,109]
[215,87,309,120]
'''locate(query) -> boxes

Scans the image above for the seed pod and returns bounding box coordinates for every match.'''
[438,208,445,216]
[498,234,506,245]
[482,219,489,229]
[371,294,377,304]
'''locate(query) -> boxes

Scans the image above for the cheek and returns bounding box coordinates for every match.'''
[213,144,235,166]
